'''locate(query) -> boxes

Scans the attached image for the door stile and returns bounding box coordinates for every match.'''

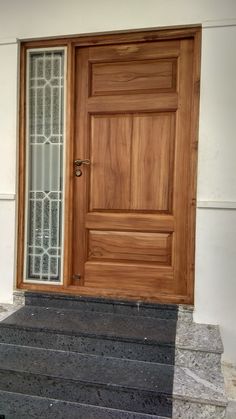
[173,39,194,296]
[63,42,76,287]
[186,30,201,302]
[72,48,90,285]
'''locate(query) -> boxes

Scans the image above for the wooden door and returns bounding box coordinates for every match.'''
[72,34,199,303]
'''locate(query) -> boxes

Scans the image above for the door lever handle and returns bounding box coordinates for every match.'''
[74,159,90,177]
[74,159,91,167]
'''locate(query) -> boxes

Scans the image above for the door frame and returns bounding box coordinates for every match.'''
[17,26,201,304]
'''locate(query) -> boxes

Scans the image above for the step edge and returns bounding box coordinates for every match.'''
[0,389,168,418]
[0,323,176,347]
[0,322,224,354]
[172,392,228,408]
[0,369,227,409]
[24,292,182,310]
[0,357,227,406]
[0,365,174,396]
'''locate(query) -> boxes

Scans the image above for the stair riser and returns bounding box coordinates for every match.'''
[175,348,222,372]
[0,327,221,370]
[24,294,179,320]
[0,370,172,416]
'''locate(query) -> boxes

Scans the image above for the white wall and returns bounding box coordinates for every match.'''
[0,0,235,362]
[0,41,18,304]
[195,209,236,364]
[0,200,16,303]
[197,26,236,202]
[194,24,236,364]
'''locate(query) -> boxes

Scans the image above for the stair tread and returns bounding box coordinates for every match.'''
[1,305,223,353]
[2,305,177,344]
[0,390,167,419]
[0,343,227,406]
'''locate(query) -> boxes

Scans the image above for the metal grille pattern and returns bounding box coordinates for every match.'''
[25,50,65,282]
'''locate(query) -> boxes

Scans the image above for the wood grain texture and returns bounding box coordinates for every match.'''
[85,212,174,232]
[88,40,180,62]
[87,93,178,113]
[72,48,90,285]
[88,231,172,264]
[72,33,199,300]
[131,113,175,211]
[91,59,176,96]
[90,115,132,210]
[90,113,175,212]
[74,39,180,296]
[21,27,198,50]
[84,261,173,292]
[63,42,75,286]
[172,39,194,297]
[186,29,201,304]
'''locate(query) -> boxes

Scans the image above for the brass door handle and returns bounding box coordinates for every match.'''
[74,159,90,177]
[74,159,91,167]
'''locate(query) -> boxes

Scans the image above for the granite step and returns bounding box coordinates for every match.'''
[23,292,181,320]
[0,343,227,418]
[0,304,223,370]
[0,390,167,419]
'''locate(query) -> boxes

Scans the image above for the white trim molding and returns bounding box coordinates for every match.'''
[197,201,236,210]
[0,38,18,46]
[203,19,236,29]
[0,194,16,201]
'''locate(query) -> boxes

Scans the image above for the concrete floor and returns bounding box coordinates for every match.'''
[0,303,236,418]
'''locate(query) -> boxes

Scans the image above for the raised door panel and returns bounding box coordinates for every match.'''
[91,59,176,95]
[90,112,175,212]
[131,113,175,211]
[88,231,172,264]
[84,262,174,292]
[90,115,132,210]
[88,40,180,63]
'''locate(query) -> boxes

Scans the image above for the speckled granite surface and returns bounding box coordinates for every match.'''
[172,399,226,419]
[0,390,168,419]
[176,320,223,354]
[175,347,221,371]
[0,298,228,418]
[0,341,227,413]
[1,305,178,344]
[1,301,223,374]
[0,326,175,364]
[0,304,21,322]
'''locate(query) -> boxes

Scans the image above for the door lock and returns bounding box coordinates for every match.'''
[74,159,90,177]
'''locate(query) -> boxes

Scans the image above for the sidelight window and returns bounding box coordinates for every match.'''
[24,48,66,283]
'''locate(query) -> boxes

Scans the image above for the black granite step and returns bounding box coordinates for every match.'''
[0,390,168,419]
[0,343,173,416]
[0,325,174,364]
[0,304,177,363]
[24,292,179,320]
[1,305,177,344]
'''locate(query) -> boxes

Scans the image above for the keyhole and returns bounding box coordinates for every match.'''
[75,169,82,177]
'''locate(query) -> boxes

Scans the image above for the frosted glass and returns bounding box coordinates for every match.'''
[25,50,65,282]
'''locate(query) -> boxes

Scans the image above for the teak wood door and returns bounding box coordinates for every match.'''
[71,33,199,303]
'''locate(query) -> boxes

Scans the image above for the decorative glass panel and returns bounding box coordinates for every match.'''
[25,49,65,283]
